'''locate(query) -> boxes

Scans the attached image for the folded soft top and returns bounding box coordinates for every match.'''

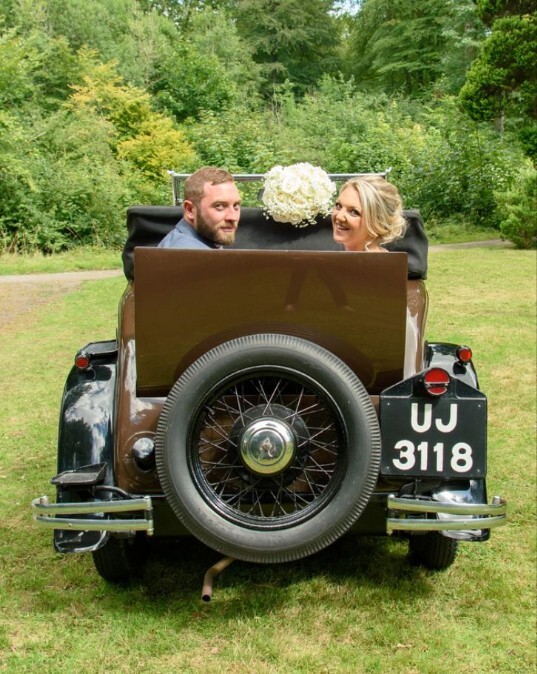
[122,206,428,282]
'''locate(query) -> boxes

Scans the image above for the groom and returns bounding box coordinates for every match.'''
[158,167,241,249]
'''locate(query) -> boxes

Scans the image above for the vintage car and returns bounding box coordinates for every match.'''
[32,172,507,594]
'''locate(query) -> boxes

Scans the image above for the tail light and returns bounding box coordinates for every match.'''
[423,368,450,396]
[74,351,91,370]
[457,345,473,363]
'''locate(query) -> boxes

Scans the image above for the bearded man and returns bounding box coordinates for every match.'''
[158,167,241,249]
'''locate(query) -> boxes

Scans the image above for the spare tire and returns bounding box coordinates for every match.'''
[155,334,380,563]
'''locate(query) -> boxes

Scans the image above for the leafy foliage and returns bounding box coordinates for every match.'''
[0,0,534,251]
[185,107,277,173]
[343,0,480,97]
[459,6,537,164]
[117,116,198,181]
[435,0,486,95]
[476,0,536,25]
[233,0,341,96]
[459,14,537,122]
[409,99,521,226]
[149,42,234,121]
[496,168,537,248]
[138,0,233,31]
[0,32,199,251]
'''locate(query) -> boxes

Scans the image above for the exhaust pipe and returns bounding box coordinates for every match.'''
[201,557,235,602]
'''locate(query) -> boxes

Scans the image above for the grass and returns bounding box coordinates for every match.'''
[0,247,121,275]
[0,248,535,673]
[424,220,500,245]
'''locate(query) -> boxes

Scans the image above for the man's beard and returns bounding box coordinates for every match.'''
[196,214,236,246]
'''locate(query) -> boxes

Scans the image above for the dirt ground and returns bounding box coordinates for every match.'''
[0,270,122,333]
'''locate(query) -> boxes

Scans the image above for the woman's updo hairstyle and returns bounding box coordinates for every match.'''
[343,175,406,245]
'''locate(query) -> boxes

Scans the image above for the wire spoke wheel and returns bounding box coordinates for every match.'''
[191,374,345,527]
[156,335,381,563]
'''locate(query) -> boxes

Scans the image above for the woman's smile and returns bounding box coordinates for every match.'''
[332,187,366,250]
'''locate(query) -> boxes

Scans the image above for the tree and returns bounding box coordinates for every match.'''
[0,27,40,107]
[187,7,262,103]
[137,0,233,31]
[232,0,341,96]
[344,0,451,96]
[436,0,486,95]
[68,59,199,177]
[459,2,537,162]
[149,41,235,121]
[25,0,258,122]
[476,0,534,23]
[0,39,199,253]
[496,169,537,248]
[343,0,487,97]
[117,116,198,181]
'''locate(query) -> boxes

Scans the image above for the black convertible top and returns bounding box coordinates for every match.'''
[122,206,428,282]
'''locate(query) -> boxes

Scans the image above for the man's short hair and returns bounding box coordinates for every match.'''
[184,167,235,206]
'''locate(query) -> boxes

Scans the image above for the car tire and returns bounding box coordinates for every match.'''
[92,534,148,582]
[408,532,459,570]
[155,334,381,564]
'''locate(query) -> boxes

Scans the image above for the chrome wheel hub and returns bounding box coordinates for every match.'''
[239,418,296,476]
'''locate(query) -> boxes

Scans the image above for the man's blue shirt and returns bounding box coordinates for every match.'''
[157,219,219,249]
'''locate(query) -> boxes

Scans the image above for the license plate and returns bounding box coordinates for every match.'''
[380,391,487,478]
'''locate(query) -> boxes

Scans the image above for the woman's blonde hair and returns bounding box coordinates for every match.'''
[342,175,406,245]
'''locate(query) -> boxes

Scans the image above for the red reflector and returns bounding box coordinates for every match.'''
[75,353,91,370]
[423,368,450,396]
[457,345,473,363]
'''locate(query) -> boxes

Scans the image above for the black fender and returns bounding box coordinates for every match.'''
[53,341,117,553]
[56,346,117,488]
[425,342,480,389]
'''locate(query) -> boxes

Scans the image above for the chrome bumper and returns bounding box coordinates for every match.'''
[31,495,154,535]
[387,494,507,533]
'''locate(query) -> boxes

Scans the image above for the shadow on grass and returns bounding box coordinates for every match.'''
[94,533,436,614]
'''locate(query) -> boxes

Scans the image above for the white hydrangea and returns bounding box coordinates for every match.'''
[262,163,337,227]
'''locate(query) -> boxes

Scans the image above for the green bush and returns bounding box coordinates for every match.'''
[0,14,531,253]
[259,82,524,230]
[184,107,279,174]
[408,99,521,228]
[496,169,537,249]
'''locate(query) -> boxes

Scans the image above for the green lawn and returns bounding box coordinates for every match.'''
[0,247,121,275]
[0,248,535,673]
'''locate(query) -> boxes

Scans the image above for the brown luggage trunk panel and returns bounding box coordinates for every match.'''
[134,248,408,396]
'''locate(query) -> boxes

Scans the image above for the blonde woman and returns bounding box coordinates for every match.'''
[332,175,406,251]
[332,175,421,375]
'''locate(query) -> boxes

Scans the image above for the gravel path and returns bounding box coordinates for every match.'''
[429,239,513,252]
[0,269,123,284]
[0,269,123,332]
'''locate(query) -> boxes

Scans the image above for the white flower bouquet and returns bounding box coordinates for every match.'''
[261,163,337,227]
